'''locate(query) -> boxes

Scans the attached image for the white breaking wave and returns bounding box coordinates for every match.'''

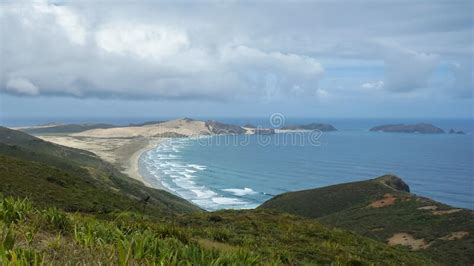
[211,197,248,205]
[222,187,258,196]
[142,138,257,211]
[191,189,217,198]
[182,173,196,179]
[187,164,207,171]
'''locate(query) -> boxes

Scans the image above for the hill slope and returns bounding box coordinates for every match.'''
[0,126,200,215]
[259,175,474,265]
[0,196,435,265]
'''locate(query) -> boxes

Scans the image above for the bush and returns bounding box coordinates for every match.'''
[0,197,32,224]
[208,227,232,242]
[42,207,71,232]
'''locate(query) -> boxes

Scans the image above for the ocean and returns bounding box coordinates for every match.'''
[140,118,473,211]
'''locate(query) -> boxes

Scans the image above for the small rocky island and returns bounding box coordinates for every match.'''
[281,123,337,131]
[449,129,466,135]
[370,123,445,134]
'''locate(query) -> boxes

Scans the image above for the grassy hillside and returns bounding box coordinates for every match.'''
[0,126,200,215]
[0,196,435,265]
[259,175,409,218]
[0,127,439,264]
[259,175,474,265]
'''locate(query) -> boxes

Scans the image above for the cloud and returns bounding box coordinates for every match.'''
[450,61,473,98]
[0,0,471,102]
[6,78,39,95]
[95,23,189,60]
[0,0,326,100]
[361,80,384,90]
[379,42,440,92]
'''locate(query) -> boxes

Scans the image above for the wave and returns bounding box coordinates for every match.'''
[142,138,255,211]
[211,197,248,205]
[188,164,207,171]
[191,188,217,198]
[222,187,258,196]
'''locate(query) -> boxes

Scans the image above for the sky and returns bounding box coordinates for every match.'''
[0,0,473,123]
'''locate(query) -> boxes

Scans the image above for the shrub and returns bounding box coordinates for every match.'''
[208,227,232,242]
[0,197,32,224]
[42,207,71,232]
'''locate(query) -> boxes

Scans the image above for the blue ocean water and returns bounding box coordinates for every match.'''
[141,118,473,211]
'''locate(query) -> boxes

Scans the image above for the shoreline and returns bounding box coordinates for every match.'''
[123,138,170,190]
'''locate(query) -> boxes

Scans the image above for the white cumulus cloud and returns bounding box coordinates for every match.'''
[95,23,189,60]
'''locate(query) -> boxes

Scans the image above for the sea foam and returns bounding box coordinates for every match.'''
[222,187,258,196]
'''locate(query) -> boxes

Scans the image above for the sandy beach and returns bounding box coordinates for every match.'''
[122,139,164,189]
[32,118,278,194]
[39,135,165,189]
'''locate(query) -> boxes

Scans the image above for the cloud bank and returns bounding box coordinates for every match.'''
[0,0,472,101]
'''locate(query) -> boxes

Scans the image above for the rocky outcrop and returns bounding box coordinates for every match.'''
[205,120,246,135]
[243,124,257,128]
[374,175,410,192]
[370,123,445,134]
[449,129,466,135]
[281,123,337,131]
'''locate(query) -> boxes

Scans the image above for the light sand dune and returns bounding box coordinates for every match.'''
[38,118,250,190]
[73,119,211,138]
[38,119,220,189]
[39,135,161,188]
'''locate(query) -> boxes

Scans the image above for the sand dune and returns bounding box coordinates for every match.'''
[38,119,215,189]
[36,118,247,189]
[73,119,211,138]
[39,135,159,187]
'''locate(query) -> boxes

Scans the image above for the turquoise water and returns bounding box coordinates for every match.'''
[140,119,473,211]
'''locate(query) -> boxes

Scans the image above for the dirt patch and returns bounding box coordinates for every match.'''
[369,193,397,208]
[387,233,429,250]
[370,227,384,232]
[417,205,462,215]
[417,205,438,210]
[439,231,469,241]
[432,209,462,215]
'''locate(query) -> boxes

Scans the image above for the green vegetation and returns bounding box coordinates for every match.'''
[20,123,117,135]
[260,175,407,218]
[0,196,435,265]
[259,175,474,265]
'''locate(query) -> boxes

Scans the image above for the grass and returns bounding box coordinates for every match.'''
[0,197,32,224]
[259,175,474,265]
[0,196,435,265]
[259,175,407,218]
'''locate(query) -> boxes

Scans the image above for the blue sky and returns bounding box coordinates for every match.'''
[0,0,472,122]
